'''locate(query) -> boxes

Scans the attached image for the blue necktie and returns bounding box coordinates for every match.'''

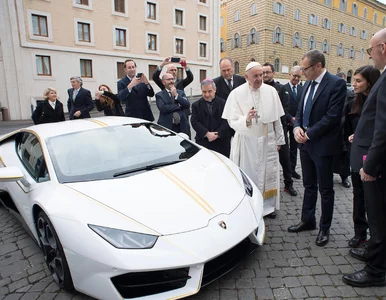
[303,81,317,129]
[292,85,297,102]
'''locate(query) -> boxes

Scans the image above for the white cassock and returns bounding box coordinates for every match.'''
[222,82,285,216]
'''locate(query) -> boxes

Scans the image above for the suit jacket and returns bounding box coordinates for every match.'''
[117,76,155,121]
[191,96,231,157]
[32,100,65,125]
[282,83,303,124]
[67,87,94,120]
[294,71,346,156]
[156,89,190,134]
[351,70,386,176]
[213,75,246,100]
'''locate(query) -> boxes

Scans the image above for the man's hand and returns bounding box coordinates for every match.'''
[246,108,257,123]
[170,85,178,98]
[141,74,150,85]
[294,127,308,144]
[206,132,218,142]
[359,168,376,181]
[277,145,281,151]
[348,134,354,143]
[160,57,171,68]
[74,110,81,118]
[128,77,141,89]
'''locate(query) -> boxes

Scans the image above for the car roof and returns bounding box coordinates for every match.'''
[0,117,150,142]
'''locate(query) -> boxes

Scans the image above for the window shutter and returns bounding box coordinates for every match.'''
[282,5,286,15]
[254,32,259,43]
[299,37,303,49]
[315,16,319,25]
[247,34,251,45]
[273,2,276,13]
[308,14,311,24]
[343,48,345,57]
[231,38,235,49]
[327,44,331,54]
[292,36,296,47]
[280,33,285,45]
[272,31,276,43]
[328,20,332,29]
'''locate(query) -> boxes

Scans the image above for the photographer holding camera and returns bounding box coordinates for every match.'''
[117,59,155,121]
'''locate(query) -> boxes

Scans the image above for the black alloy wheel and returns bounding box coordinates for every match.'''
[36,210,74,290]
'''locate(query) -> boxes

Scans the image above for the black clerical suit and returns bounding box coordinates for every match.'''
[213,75,245,101]
[191,96,231,157]
[350,70,386,277]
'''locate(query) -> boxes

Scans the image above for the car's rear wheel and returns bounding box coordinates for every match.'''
[36,211,74,290]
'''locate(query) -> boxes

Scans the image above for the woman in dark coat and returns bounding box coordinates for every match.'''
[32,87,65,125]
[344,65,381,248]
[95,84,124,116]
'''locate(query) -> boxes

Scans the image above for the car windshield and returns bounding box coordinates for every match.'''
[46,123,200,183]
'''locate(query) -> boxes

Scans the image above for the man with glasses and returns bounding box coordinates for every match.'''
[282,66,303,180]
[343,28,386,288]
[287,50,346,247]
[262,63,298,201]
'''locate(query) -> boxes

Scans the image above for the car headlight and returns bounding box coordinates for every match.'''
[240,169,253,197]
[88,225,158,249]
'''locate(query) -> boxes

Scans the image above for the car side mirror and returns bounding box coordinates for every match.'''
[0,166,24,182]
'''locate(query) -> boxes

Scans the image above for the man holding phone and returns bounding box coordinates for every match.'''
[117,59,155,121]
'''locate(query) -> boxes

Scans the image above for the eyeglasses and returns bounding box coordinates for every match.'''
[262,71,272,75]
[300,64,315,72]
[366,43,384,55]
[291,74,301,79]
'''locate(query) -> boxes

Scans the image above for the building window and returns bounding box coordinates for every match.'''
[175,38,183,54]
[148,34,157,51]
[199,0,206,3]
[294,9,300,21]
[363,7,367,19]
[232,33,241,48]
[250,3,257,15]
[117,62,125,79]
[338,23,346,33]
[148,64,157,80]
[352,3,358,16]
[220,16,224,27]
[383,16,386,27]
[324,0,332,6]
[340,0,347,12]
[349,46,356,59]
[76,0,89,4]
[114,0,125,13]
[146,2,156,20]
[308,14,318,25]
[322,39,330,54]
[273,27,284,45]
[234,61,240,74]
[80,59,92,78]
[360,48,365,61]
[308,36,316,50]
[293,61,298,66]
[115,28,126,47]
[349,26,357,37]
[199,42,207,57]
[199,15,207,31]
[78,22,90,42]
[337,43,345,56]
[176,67,183,80]
[347,70,352,83]
[32,14,48,37]
[247,28,258,45]
[322,18,331,29]
[273,2,285,15]
[175,9,183,26]
[220,38,225,52]
[274,59,280,72]
[292,32,302,48]
[374,13,378,24]
[199,69,207,82]
[360,30,367,40]
[234,10,240,21]
[36,55,51,76]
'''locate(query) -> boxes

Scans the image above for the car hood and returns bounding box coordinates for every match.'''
[65,151,246,235]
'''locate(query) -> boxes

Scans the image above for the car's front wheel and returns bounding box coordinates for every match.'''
[36,210,74,290]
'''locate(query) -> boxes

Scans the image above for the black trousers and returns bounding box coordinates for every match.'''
[363,177,386,275]
[279,143,293,188]
[288,125,298,173]
[300,149,335,230]
[351,171,368,238]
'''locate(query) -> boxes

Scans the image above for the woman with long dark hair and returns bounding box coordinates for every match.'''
[345,65,381,248]
[95,84,124,116]
[32,87,65,124]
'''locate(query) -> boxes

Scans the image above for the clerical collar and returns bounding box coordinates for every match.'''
[248,85,259,92]
[264,80,276,87]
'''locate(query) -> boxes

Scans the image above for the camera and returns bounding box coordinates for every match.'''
[136,73,143,78]
[171,57,181,63]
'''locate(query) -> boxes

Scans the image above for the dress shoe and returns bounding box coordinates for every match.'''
[348,236,366,248]
[349,248,368,262]
[342,269,386,287]
[292,172,301,179]
[265,211,276,219]
[288,221,316,233]
[341,177,351,188]
[284,186,298,196]
[316,229,330,246]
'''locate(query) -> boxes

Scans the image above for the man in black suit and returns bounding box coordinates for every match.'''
[156,73,190,134]
[343,28,386,288]
[287,50,346,247]
[282,66,303,179]
[191,79,231,157]
[213,57,246,101]
[117,59,155,121]
[67,76,94,120]
[262,62,297,198]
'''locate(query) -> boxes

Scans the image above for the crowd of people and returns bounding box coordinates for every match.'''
[31,27,386,288]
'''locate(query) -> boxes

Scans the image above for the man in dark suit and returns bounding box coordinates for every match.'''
[287,50,346,247]
[117,59,155,121]
[213,57,246,101]
[262,62,297,199]
[156,73,190,134]
[152,56,193,137]
[191,79,231,157]
[282,66,303,179]
[343,28,386,288]
[67,76,94,120]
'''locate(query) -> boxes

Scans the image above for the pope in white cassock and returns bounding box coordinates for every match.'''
[222,62,285,217]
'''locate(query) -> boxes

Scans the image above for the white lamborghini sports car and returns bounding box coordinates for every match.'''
[0,117,265,300]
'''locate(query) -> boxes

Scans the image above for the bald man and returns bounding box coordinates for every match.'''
[343,28,386,288]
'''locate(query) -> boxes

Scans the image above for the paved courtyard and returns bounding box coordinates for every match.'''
[1,117,386,299]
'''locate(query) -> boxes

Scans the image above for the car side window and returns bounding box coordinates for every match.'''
[15,132,50,183]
